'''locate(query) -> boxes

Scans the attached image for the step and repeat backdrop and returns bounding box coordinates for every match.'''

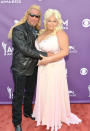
[0,0,90,104]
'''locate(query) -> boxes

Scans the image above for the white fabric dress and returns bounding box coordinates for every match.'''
[32,35,82,131]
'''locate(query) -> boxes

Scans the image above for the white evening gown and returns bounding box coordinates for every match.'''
[32,35,82,131]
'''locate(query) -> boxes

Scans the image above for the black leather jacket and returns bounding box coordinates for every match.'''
[11,22,47,76]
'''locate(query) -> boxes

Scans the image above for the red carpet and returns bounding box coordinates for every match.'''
[0,104,90,131]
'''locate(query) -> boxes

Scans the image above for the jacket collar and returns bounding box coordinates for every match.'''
[25,21,36,32]
[25,21,39,38]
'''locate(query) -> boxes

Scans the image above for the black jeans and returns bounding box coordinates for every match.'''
[12,68,37,127]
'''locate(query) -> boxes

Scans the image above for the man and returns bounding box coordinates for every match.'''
[8,5,48,131]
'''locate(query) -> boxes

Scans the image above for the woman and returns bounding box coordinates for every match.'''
[32,9,82,131]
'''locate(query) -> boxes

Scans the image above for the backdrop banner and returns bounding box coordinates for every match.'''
[0,0,90,104]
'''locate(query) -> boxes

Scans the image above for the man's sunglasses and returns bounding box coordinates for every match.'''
[29,13,40,18]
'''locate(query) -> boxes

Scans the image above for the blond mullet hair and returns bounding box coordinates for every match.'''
[39,9,63,35]
[8,5,41,39]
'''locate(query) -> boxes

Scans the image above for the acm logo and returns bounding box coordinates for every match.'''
[2,41,13,56]
[69,45,78,54]
[7,86,13,99]
[63,19,68,30]
[68,90,76,97]
[88,85,90,98]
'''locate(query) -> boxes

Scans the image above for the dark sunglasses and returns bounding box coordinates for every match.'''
[29,13,40,18]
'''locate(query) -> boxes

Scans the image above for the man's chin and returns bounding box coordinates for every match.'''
[31,23,37,27]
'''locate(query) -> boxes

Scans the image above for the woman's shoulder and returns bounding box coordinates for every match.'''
[56,30,67,35]
[56,30,68,38]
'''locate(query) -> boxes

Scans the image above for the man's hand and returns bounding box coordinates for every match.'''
[37,52,54,66]
[37,56,49,66]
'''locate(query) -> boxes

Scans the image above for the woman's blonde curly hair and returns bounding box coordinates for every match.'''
[39,9,63,35]
[8,5,41,39]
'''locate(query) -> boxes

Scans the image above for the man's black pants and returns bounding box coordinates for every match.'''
[12,68,37,127]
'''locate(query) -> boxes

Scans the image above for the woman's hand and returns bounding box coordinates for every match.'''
[37,52,54,66]
[37,55,49,66]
